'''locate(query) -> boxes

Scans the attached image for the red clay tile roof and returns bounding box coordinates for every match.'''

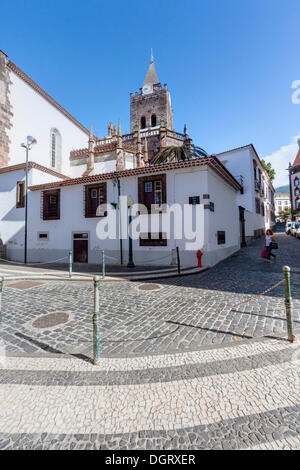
[292,148,300,168]
[0,162,70,180]
[7,61,89,136]
[29,156,242,192]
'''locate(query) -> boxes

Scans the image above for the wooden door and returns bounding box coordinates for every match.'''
[73,239,88,263]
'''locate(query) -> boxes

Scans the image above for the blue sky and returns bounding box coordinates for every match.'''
[2,0,300,187]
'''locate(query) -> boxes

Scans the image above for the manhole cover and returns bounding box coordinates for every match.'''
[138,283,161,291]
[32,312,69,329]
[7,280,45,290]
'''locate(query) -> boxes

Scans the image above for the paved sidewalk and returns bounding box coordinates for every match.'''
[0,231,300,449]
[0,338,299,450]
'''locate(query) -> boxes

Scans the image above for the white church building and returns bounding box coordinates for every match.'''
[0,49,274,267]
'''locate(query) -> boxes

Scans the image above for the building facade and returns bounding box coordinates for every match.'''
[0,49,274,266]
[288,139,300,221]
[28,158,241,267]
[275,193,291,219]
[217,145,275,244]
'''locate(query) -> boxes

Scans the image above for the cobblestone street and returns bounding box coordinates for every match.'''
[0,231,300,450]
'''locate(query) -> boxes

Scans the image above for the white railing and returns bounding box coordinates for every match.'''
[166,130,185,141]
[94,137,113,146]
[141,129,160,138]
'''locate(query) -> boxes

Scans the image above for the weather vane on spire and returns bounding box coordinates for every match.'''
[150,48,154,63]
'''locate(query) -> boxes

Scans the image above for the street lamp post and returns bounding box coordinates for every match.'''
[127,195,135,268]
[21,136,37,264]
[111,174,123,265]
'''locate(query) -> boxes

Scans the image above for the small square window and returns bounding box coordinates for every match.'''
[145,182,152,192]
[49,195,57,205]
[91,189,97,198]
[217,231,226,245]
[16,181,25,208]
[38,233,49,240]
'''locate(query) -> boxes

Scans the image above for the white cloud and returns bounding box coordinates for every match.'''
[263,132,300,188]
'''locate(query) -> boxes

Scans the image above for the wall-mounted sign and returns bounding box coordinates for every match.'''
[189,196,200,205]
[73,233,89,239]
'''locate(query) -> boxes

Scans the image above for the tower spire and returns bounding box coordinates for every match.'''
[143,52,158,87]
[150,48,154,64]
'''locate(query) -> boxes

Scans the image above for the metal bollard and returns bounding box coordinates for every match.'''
[69,251,73,279]
[283,266,295,343]
[102,250,105,280]
[176,247,181,274]
[93,276,101,365]
[0,277,3,325]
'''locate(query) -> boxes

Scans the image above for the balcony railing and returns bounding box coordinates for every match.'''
[254,180,261,192]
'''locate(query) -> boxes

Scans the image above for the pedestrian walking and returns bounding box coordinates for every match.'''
[265,229,277,263]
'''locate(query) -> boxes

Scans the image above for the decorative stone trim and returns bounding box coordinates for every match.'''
[70,141,137,161]
[0,52,13,167]
[0,161,70,180]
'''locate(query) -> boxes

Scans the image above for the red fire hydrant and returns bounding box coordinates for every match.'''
[197,250,203,268]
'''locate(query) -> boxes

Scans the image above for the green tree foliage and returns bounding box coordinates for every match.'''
[261,159,276,181]
[278,208,291,222]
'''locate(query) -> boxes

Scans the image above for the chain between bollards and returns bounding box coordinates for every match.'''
[102,250,105,280]
[0,277,3,325]
[283,266,295,343]
[69,251,73,279]
[93,276,101,365]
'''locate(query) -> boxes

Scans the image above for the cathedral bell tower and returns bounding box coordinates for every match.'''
[130,53,173,133]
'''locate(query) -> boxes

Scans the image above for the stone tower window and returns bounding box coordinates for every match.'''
[141,116,146,129]
[151,114,157,127]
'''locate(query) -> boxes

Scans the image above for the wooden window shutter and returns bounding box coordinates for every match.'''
[162,173,167,205]
[85,185,89,218]
[138,174,166,214]
[138,177,148,214]
[84,183,107,218]
[57,189,61,219]
[43,191,47,220]
[43,189,60,220]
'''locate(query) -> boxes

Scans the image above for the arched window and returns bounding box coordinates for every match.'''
[294,177,299,187]
[50,128,62,170]
[141,116,146,129]
[151,114,157,127]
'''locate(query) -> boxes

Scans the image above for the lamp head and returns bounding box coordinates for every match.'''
[21,136,37,149]
[27,136,37,146]
[127,195,134,207]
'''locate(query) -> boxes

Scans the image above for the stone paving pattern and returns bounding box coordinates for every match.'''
[1,233,300,357]
[0,232,299,449]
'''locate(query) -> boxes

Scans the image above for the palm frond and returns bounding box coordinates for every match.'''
[151,144,208,165]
